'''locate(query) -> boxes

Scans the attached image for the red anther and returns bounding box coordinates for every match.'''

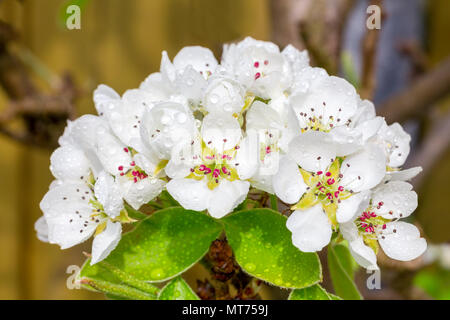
[326,172,331,177]
[132,171,138,177]
[255,72,261,80]
[123,148,129,153]
[317,171,323,175]
[213,169,220,178]
[204,168,212,174]
[222,167,229,174]
[254,61,260,68]
[264,60,269,65]
[378,202,384,206]
[327,178,335,185]
[266,146,271,154]
[118,166,124,171]
[199,165,206,171]
[370,212,376,217]
[382,224,386,230]
[338,186,344,192]
[133,177,138,183]
[120,173,125,176]
[334,191,340,198]
[130,161,136,166]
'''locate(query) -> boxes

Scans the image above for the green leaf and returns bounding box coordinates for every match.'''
[80,207,223,283]
[124,204,148,221]
[289,284,337,300]
[158,277,200,300]
[222,209,322,289]
[80,278,156,300]
[327,243,363,300]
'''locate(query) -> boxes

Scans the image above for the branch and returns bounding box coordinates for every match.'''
[407,110,450,190]
[377,57,450,123]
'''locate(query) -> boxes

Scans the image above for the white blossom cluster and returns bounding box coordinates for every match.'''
[36,37,426,268]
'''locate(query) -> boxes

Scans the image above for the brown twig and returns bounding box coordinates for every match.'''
[377,57,450,124]
[360,0,384,99]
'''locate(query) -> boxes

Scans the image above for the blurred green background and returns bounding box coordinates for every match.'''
[0,0,448,299]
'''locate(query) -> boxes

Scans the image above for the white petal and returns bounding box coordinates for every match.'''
[372,181,417,219]
[119,177,165,210]
[40,183,96,249]
[93,84,120,115]
[173,46,218,76]
[94,171,124,218]
[378,122,411,168]
[166,178,211,212]
[204,76,244,114]
[141,101,197,159]
[288,131,337,172]
[348,237,379,270]
[175,66,207,102]
[291,75,358,130]
[340,143,386,192]
[50,144,90,182]
[273,156,307,204]
[336,190,370,223]
[208,180,250,218]
[234,134,258,180]
[287,205,332,252]
[35,216,49,243]
[378,222,427,261]
[249,173,274,194]
[387,167,422,181]
[139,72,173,101]
[329,126,363,156]
[201,113,242,153]
[91,220,122,265]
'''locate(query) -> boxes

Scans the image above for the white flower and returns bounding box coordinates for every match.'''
[166,113,254,218]
[290,75,382,156]
[375,120,411,168]
[39,171,124,265]
[274,141,386,252]
[221,37,292,99]
[340,180,427,269]
[160,46,218,104]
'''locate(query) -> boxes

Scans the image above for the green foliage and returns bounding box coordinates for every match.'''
[289,284,341,300]
[414,266,450,300]
[158,277,199,300]
[327,243,362,300]
[222,209,322,289]
[80,207,223,284]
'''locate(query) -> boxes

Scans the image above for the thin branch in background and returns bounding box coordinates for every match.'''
[377,57,450,124]
[407,111,450,190]
[360,0,384,100]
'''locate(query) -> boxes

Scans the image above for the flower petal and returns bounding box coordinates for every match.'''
[201,112,242,153]
[40,183,96,249]
[348,237,379,270]
[91,220,122,265]
[166,178,211,212]
[287,205,332,252]
[173,46,218,76]
[340,143,386,192]
[208,180,250,218]
[387,167,422,182]
[34,216,49,243]
[288,131,337,172]
[94,171,124,218]
[119,176,165,210]
[378,222,427,261]
[372,181,417,219]
[273,156,307,204]
[336,190,370,223]
[50,144,91,182]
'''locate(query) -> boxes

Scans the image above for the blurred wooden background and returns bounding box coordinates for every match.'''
[0,0,448,300]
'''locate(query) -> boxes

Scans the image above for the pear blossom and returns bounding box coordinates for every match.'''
[221,37,292,99]
[340,180,427,269]
[166,113,255,218]
[274,141,386,252]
